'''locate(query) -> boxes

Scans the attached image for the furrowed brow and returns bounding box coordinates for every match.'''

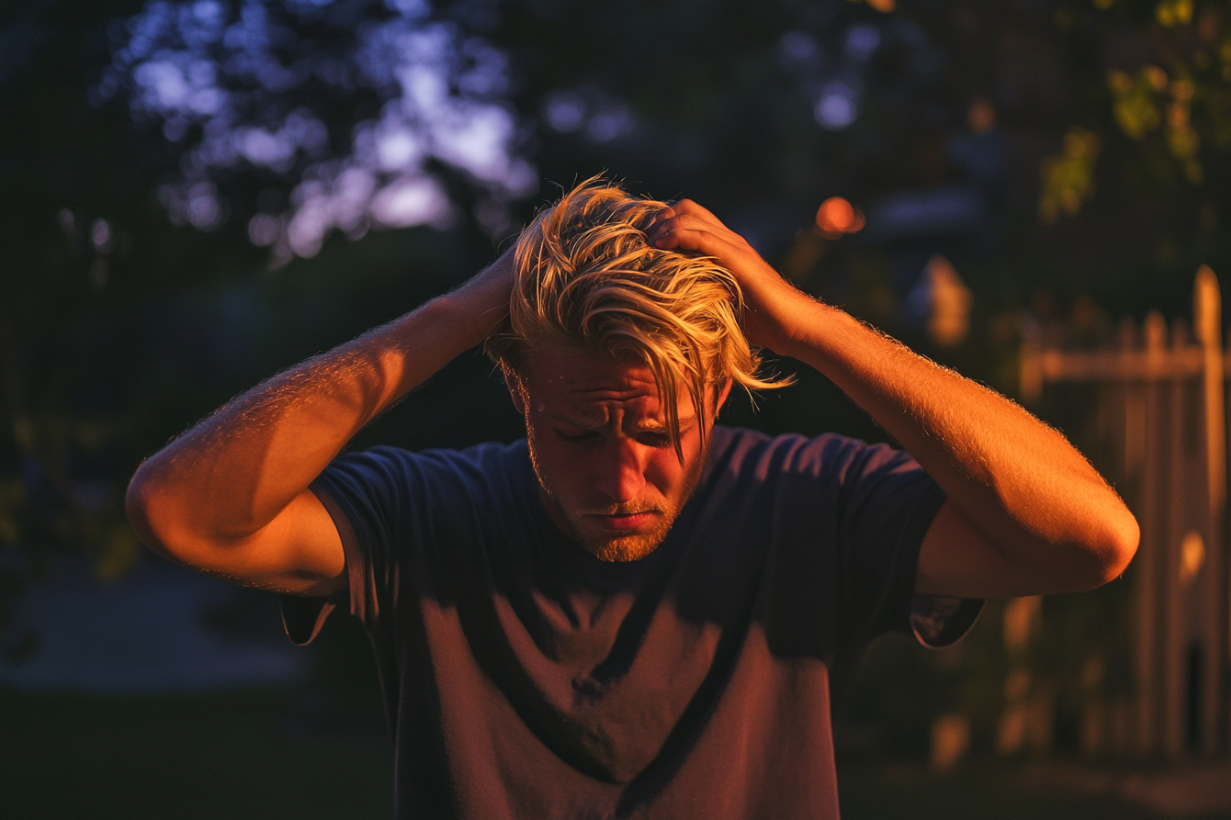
[541,410,597,428]
[636,414,696,433]
[539,410,697,433]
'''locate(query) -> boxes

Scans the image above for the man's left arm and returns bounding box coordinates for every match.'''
[650,201,1139,600]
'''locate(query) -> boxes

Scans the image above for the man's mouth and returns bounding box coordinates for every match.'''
[579,505,664,531]
[591,511,659,530]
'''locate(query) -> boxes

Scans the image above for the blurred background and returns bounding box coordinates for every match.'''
[3,0,1231,816]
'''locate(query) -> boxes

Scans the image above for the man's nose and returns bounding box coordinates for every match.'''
[595,438,646,502]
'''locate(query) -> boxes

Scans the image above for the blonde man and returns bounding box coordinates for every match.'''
[128,180,1137,819]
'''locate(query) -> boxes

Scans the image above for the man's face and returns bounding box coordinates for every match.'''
[509,346,730,562]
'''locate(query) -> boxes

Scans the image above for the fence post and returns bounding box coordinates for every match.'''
[1136,311,1166,756]
[1194,267,1226,755]
[1025,268,1228,759]
[1163,319,1190,758]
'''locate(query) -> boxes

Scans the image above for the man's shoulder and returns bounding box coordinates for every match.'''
[706,426,926,499]
[710,425,891,467]
[712,424,873,446]
[338,438,529,468]
[322,439,532,498]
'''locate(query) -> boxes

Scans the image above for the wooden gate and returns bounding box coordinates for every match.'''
[1021,266,1229,759]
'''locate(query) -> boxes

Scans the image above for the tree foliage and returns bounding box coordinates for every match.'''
[4,0,1231,674]
[1041,0,1231,223]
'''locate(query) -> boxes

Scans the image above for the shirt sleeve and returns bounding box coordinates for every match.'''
[909,595,985,649]
[823,436,983,649]
[278,447,413,645]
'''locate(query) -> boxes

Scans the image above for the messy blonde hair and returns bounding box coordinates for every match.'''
[485,178,789,458]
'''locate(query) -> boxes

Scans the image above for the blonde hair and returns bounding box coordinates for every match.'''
[485,178,789,457]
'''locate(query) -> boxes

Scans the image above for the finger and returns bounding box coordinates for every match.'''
[647,218,690,249]
[649,213,730,250]
[646,199,725,240]
[651,223,734,258]
[644,205,677,238]
[645,214,678,247]
[669,199,727,230]
[649,212,710,237]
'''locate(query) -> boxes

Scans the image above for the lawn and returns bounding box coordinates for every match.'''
[0,686,394,820]
[837,758,1230,820]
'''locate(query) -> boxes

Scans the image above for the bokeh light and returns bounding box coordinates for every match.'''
[816,196,865,238]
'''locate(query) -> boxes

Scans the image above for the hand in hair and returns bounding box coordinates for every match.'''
[451,244,518,346]
[650,198,1137,599]
[646,200,807,355]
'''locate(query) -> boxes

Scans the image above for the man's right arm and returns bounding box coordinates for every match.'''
[125,253,514,597]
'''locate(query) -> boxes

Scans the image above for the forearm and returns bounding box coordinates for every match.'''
[776,300,1139,588]
[646,198,1137,594]
[128,292,486,552]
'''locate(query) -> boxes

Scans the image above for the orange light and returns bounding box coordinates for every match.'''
[816,197,865,238]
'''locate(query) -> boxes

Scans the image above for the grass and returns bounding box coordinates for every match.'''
[836,758,1221,820]
[0,686,394,820]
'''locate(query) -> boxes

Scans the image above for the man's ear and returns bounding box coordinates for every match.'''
[502,364,526,415]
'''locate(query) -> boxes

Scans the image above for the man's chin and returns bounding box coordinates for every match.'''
[557,507,674,562]
[585,532,665,563]
[567,512,674,562]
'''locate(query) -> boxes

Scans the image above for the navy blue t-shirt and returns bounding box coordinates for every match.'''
[282,426,978,819]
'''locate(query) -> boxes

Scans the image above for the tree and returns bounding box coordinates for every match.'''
[5,0,1229,683]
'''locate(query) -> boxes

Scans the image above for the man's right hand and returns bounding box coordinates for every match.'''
[126,248,518,596]
[450,245,516,345]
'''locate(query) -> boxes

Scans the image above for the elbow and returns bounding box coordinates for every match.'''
[125,463,163,558]
[125,460,182,563]
[125,458,261,573]
[1089,506,1140,588]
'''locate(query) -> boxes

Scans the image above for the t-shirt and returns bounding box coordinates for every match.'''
[281,426,981,819]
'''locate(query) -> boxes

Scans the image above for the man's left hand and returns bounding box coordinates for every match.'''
[647,196,1138,599]
[647,200,807,356]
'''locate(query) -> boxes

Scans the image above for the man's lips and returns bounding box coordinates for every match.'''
[586,511,660,531]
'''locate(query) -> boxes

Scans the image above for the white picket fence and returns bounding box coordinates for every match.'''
[1021,266,1228,759]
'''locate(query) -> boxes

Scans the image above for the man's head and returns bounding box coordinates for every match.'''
[485,179,784,560]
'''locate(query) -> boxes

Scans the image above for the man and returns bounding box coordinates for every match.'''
[126,180,1138,818]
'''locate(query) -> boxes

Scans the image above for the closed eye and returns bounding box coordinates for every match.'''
[635,431,673,448]
[554,429,599,443]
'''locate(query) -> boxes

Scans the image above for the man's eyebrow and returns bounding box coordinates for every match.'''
[637,416,697,431]
[539,410,698,430]
[540,410,595,427]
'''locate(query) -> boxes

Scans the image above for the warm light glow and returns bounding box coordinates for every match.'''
[1180,530,1205,586]
[815,197,865,238]
[921,255,972,347]
[1002,595,1040,653]
[968,99,996,135]
[931,713,970,772]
